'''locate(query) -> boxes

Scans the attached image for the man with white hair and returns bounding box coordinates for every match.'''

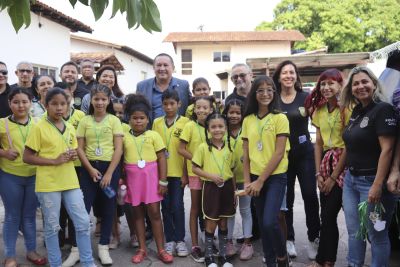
[10,61,34,91]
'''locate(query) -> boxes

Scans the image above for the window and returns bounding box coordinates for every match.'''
[140,71,147,81]
[181,49,192,75]
[213,51,230,62]
[213,91,226,100]
[33,64,57,80]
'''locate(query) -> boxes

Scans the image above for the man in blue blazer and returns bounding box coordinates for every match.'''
[136,53,191,122]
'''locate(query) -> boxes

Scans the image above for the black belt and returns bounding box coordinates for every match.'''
[349,166,376,176]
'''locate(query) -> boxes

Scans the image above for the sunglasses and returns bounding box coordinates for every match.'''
[18,69,33,74]
[0,70,8,75]
[232,73,248,81]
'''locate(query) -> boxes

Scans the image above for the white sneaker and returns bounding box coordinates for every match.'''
[62,246,80,267]
[165,241,176,256]
[98,244,113,265]
[175,241,189,257]
[286,240,297,258]
[307,238,319,260]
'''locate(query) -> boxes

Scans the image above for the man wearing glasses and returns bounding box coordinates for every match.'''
[0,61,12,118]
[10,61,34,91]
[224,63,253,105]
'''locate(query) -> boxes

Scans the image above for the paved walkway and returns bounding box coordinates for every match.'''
[0,181,399,266]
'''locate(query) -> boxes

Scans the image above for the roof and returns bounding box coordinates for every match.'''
[30,1,92,33]
[71,52,124,71]
[71,35,153,64]
[163,31,305,43]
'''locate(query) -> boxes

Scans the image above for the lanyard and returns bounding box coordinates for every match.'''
[92,115,108,148]
[131,132,146,160]
[231,128,242,150]
[196,121,204,142]
[210,145,228,177]
[163,115,178,150]
[326,106,340,146]
[11,115,31,144]
[46,117,70,148]
[256,114,272,139]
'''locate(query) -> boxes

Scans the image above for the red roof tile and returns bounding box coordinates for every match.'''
[71,52,124,71]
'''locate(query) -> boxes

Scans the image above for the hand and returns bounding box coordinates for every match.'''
[100,173,112,188]
[246,179,264,197]
[322,177,336,195]
[211,174,224,186]
[368,183,382,204]
[53,151,71,165]
[67,149,78,161]
[4,148,19,161]
[387,170,400,194]
[317,175,324,191]
[158,184,168,195]
[89,168,102,182]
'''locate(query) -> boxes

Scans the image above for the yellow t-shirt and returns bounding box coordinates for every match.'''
[242,113,290,176]
[180,120,207,176]
[231,130,244,183]
[25,118,79,192]
[0,117,36,177]
[192,143,235,182]
[65,108,85,167]
[152,116,189,177]
[122,122,131,133]
[123,130,165,164]
[312,105,351,151]
[76,114,124,161]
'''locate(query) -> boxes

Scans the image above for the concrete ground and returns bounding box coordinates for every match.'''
[1,181,399,266]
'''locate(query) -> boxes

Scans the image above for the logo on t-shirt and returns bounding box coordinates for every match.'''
[298,107,306,117]
[360,117,369,128]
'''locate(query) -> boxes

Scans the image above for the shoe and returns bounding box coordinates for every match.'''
[286,240,297,258]
[130,234,139,248]
[98,244,113,266]
[219,256,233,267]
[4,258,17,267]
[190,246,205,263]
[26,253,47,266]
[226,240,237,257]
[62,246,80,267]
[158,249,174,264]
[165,241,176,256]
[175,241,189,257]
[108,236,120,250]
[205,256,218,267]
[307,238,319,260]
[239,243,254,260]
[131,249,147,264]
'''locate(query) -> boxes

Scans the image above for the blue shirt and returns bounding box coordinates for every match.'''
[152,86,165,119]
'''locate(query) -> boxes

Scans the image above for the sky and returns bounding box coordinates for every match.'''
[41,0,281,58]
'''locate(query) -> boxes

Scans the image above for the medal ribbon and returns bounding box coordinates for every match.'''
[210,145,228,177]
[196,121,204,142]
[163,115,179,151]
[12,116,31,144]
[46,118,70,148]
[326,106,340,147]
[132,132,146,160]
[256,114,272,142]
[92,115,109,149]
[231,128,242,150]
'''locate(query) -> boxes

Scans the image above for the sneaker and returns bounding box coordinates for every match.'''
[190,246,205,263]
[130,235,139,248]
[307,238,319,260]
[205,256,218,267]
[62,246,80,267]
[165,241,176,256]
[176,241,189,257]
[239,243,254,260]
[225,240,237,257]
[286,240,297,258]
[219,256,233,267]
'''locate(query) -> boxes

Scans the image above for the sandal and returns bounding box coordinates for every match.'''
[158,249,173,264]
[26,252,47,266]
[131,249,147,264]
[4,258,17,267]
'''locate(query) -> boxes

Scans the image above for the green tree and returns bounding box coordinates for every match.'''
[0,0,161,33]
[256,0,400,52]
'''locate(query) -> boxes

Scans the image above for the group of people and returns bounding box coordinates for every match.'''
[0,52,399,267]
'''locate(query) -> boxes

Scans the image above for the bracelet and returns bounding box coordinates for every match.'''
[315,172,320,177]
[159,180,168,186]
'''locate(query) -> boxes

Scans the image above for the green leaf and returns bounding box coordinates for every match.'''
[110,0,121,18]
[90,0,109,21]
[7,0,30,33]
[0,0,15,11]
[126,0,138,28]
[144,0,161,31]
[69,0,78,8]
[78,0,89,6]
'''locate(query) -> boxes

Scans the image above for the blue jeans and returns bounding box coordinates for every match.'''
[79,160,119,245]
[286,141,320,242]
[0,170,37,257]
[343,171,396,267]
[161,177,185,242]
[36,189,94,267]
[251,173,287,267]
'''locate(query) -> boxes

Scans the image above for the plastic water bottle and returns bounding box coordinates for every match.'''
[98,175,116,199]
[117,184,127,205]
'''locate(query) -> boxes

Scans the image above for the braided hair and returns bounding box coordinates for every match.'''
[204,112,231,153]
[124,93,151,119]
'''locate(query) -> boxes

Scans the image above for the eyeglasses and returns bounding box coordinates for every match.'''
[256,89,275,95]
[18,69,33,74]
[0,70,8,75]
[232,73,248,81]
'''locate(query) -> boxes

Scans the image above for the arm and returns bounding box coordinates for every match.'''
[156,149,168,194]
[247,135,287,197]
[314,128,325,191]
[387,138,400,193]
[181,161,189,188]
[178,141,192,160]
[192,164,223,185]
[77,137,101,181]
[23,146,70,166]
[101,136,123,188]
[368,135,396,203]
[322,148,347,194]
[242,139,251,187]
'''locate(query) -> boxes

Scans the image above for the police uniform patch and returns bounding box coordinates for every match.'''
[360,117,369,128]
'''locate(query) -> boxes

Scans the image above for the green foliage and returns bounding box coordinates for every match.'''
[0,0,162,33]
[256,0,400,52]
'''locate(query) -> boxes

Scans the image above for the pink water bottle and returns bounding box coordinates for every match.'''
[117,184,127,205]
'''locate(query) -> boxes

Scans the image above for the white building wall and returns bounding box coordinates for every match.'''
[1,11,71,84]
[71,39,154,94]
[173,41,292,95]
